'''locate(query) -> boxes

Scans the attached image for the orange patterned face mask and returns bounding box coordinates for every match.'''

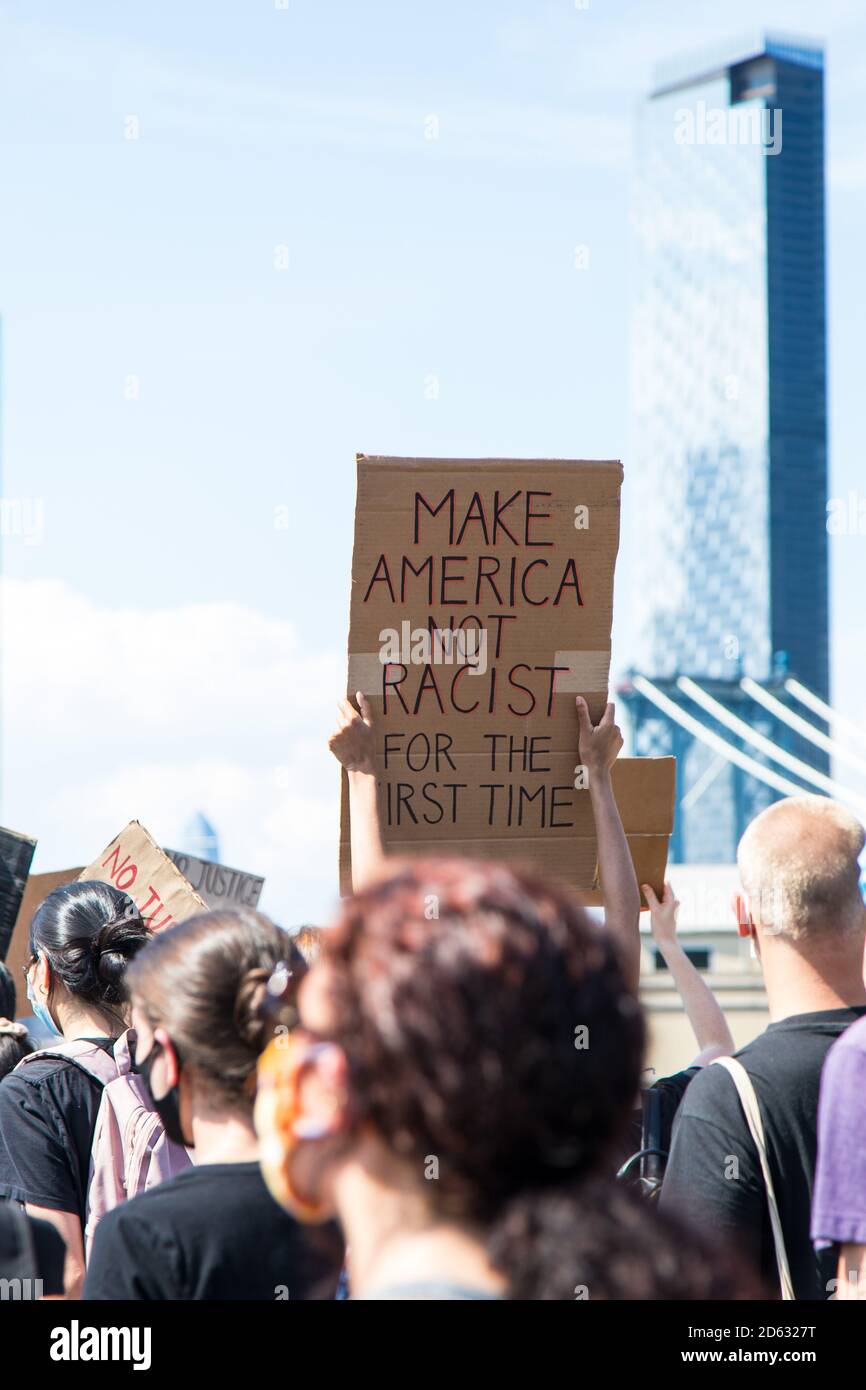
[255,1032,337,1223]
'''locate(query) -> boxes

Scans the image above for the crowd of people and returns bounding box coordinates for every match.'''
[0,691,864,1300]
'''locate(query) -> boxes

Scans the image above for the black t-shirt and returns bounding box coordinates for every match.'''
[30,1215,67,1293]
[84,1161,344,1301]
[660,1008,866,1300]
[0,1038,113,1225]
[0,1206,66,1295]
[652,1065,701,1114]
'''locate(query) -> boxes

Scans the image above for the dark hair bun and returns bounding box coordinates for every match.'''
[30,881,151,1013]
[126,909,300,1107]
[93,907,150,1001]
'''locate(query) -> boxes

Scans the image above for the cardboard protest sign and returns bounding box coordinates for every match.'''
[340,455,675,903]
[4,824,209,1017]
[6,868,83,1016]
[0,826,37,962]
[165,849,265,912]
[79,821,207,928]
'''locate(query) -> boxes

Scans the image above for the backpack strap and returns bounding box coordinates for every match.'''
[16,1037,119,1088]
[711,1056,795,1301]
[110,1028,135,1078]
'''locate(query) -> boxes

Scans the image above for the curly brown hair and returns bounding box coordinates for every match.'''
[320,857,645,1231]
[493,1178,762,1300]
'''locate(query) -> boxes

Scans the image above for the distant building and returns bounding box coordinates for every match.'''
[181,811,220,864]
[626,32,829,862]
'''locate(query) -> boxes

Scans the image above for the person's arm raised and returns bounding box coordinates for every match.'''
[576,696,640,994]
[644,881,734,1065]
[328,692,386,892]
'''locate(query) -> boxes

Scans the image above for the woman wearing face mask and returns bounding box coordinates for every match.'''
[254,858,757,1300]
[0,881,150,1296]
[84,908,344,1301]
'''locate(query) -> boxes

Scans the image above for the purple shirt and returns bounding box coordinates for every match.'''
[812,1014,866,1248]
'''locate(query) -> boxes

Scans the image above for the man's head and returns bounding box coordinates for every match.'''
[735,795,866,946]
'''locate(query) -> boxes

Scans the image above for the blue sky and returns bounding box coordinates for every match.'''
[0,0,864,922]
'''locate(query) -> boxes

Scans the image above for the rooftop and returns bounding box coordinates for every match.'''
[652,30,824,98]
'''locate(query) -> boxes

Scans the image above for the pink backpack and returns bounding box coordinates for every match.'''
[17,1028,192,1260]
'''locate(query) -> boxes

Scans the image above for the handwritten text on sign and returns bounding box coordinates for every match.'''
[363,487,586,718]
[341,457,624,887]
[79,821,207,929]
[99,842,178,929]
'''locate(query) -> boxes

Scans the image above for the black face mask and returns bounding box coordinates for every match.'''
[134,1035,192,1150]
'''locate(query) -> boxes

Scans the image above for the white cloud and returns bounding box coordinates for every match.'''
[0,578,345,924]
[1,578,340,739]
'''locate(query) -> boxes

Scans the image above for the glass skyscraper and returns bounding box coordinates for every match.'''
[624,33,828,862]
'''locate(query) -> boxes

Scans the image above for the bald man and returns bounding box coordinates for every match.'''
[660,795,866,1300]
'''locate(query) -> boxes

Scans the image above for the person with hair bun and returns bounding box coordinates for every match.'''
[0,962,33,1081]
[84,909,344,1301]
[0,880,151,1294]
[255,857,753,1300]
[255,857,641,1298]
